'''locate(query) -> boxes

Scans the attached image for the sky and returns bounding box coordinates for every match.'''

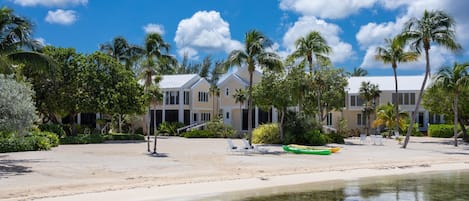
[3,0,469,76]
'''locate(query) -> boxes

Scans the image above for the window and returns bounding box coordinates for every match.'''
[165,91,179,105]
[357,113,366,126]
[392,92,416,105]
[193,113,197,122]
[326,112,332,126]
[184,91,189,105]
[201,113,211,121]
[226,112,230,119]
[225,88,229,96]
[350,95,364,107]
[198,92,208,102]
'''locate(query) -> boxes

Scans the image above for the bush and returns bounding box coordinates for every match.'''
[32,131,59,147]
[0,75,38,135]
[182,130,215,138]
[105,133,145,141]
[60,134,105,144]
[304,130,328,146]
[252,123,281,144]
[0,135,52,153]
[402,123,422,136]
[205,121,236,138]
[39,124,66,137]
[327,132,345,144]
[284,111,321,144]
[158,122,185,136]
[428,124,460,138]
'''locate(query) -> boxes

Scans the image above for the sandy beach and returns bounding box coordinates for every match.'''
[1,136,468,201]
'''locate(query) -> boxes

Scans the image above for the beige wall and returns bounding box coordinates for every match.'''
[219,77,246,108]
[191,80,213,110]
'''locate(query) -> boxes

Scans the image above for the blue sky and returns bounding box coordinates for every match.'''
[3,0,469,76]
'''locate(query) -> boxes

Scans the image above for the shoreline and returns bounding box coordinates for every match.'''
[1,137,468,201]
[35,162,469,201]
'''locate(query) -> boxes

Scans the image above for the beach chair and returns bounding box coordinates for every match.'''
[360,134,367,144]
[227,139,245,154]
[375,135,383,145]
[241,139,268,153]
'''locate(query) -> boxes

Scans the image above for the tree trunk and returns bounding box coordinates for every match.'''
[146,107,151,152]
[118,114,122,133]
[393,66,400,136]
[247,71,254,146]
[70,112,77,136]
[453,94,458,147]
[459,117,467,141]
[402,48,430,148]
[280,108,285,143]
[153,104,158,154]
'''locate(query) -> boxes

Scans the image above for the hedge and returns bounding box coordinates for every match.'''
[60,134,105,144]
[428,124,461,138]
[105,133,145,141]
[252,123,281,144]
[182,130,215,138]
[0,131,58,153]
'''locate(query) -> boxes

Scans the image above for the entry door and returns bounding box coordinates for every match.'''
[223,109,232,126]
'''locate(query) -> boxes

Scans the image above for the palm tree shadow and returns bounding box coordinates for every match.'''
[0,159,39,178]
[147,152,168,158]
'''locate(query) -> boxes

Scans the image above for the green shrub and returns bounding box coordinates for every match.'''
[252,123,281,144]
[304,130,327,146]
[182,130,215,138]
[401,123,422,136]
[158,122,185,136]
[327,132,345,144]
[428,124,460,138]
[205,121,236,138]
[105,133,145,141]
[32,131,59,147]
[284,111,321,144]
[39,124,66,137]
[0,135,52,153]
[60,134,105,144]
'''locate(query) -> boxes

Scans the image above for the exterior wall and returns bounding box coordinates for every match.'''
[191,80,213,110]
[219,76,247,108]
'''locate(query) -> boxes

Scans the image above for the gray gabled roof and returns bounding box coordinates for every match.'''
[158,74,200,89]
[347,75,427,94]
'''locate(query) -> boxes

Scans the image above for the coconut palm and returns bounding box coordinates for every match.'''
[433,62,469,147]
[372,103,409,136]
[400,10,462,148]
[286,31,332,75]
[359,81,381,135]
[375,36,419,135]
[226,30,282,145]
[233,88,247,116]
[138,32,176,153]
[349,67,368,77]
[209,85,220,119]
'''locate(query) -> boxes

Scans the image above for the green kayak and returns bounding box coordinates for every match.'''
[282,145,331,155]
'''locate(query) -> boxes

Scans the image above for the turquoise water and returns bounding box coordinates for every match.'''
[228,170,469,201]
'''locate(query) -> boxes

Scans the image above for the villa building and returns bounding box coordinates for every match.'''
[217,66,278,133]
[327,76,444,132]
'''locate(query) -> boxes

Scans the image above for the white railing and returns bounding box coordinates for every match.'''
[322,125,337,134]
[176,122,200,135]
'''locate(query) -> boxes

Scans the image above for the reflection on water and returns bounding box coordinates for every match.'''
[241,170,469,201]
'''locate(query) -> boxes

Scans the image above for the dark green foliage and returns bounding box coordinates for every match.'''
[182,130,215,138]
[0,133,54,153]
[428,124,461,138]
[60,134,105,144]
[158,122,185,136]
[304,130,328,146]
[39,124,65,137]
[252,123,281,144]
[284,111,321,144]
[105,133,145,141]
[327,132,345,144]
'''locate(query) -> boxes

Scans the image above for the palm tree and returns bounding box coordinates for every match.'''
[138,32,176,153]
[209,85,220,119]
[400,10,462,148]
[433,62,469,147]
[359,81,381,135]
[373,103,409,137]
[233,88,247,115]
[226,30,282,145]
[375,36,419,135]
[286,31,332,75]
[350,67,368,77]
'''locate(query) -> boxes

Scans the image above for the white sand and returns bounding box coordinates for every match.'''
[0,137,468,201]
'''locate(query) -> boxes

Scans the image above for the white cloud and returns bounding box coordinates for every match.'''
[143,23,165,35]
[279,0,377,19]
[357,0,469,71]
[177,47,199,61]
[45,9,77,25]
[174,10,242,59]
[282,16,354,63]
[11,0,87,7]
